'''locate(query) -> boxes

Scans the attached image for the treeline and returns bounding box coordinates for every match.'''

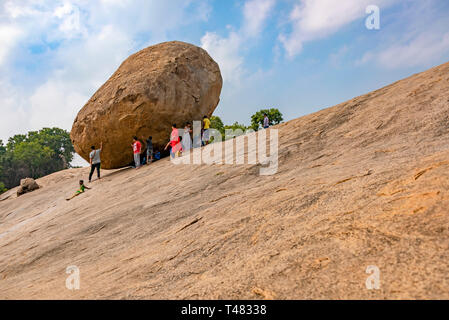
[210,108,283,139]
[0,128,74,194]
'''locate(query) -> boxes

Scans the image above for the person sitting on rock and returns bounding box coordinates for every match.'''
[66,180,91,201]
[153,150,161,161]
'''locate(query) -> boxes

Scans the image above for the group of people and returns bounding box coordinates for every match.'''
[66,115,212,200]
[66,142,105,200]
[163,115,211,160]
[131,136,161,169]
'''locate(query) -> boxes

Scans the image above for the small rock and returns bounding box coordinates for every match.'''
[17,178,40,197]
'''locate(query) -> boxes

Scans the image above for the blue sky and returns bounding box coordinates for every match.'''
[1,0,449,153]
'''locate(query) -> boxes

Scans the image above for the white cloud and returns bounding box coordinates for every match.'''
[201,0,275,84]
[0,23,133,142]
[0,80,29,142]
[26,24,135,134]
[3,1,85,45]
[0,0,212,145]
[201,31,244,84]
[362,32,449,69]
[99,0,132,6]
[53,2,84,37]
[29,80,88,131]
[53,2,73,18]
[4,1,41,18]
[280,0,395,57]
[243,0,275,37]
[85,0,211,40]
[0,25,22,66]
[355,0,449,69]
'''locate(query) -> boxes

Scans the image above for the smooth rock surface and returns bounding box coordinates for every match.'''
[71,41,222,169]
[1,61,449,299]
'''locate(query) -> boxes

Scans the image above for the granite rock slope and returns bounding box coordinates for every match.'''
[1,61,448,299]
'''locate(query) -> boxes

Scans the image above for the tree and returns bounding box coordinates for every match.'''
[250,108,283,131]
[224,122,249,140]
[210,116,224,133]
[0,182,6,194]
[0,140,7,194]
[27,127,74,165]
[0,140,5,156]
[13,141,54,178]
[6,134,27,150]
[210,116,225,142]
[224,122,249,132]
[0,127,74,190]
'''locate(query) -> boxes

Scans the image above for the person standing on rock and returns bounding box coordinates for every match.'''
[132,137,142,169]
[263,113,270,129]
[182,123,192,153]
[89,142,103,183]
[164,124,182,158]
[146,136,153,165]
[202,115,211,146]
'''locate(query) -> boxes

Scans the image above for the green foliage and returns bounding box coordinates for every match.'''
[0,142,6,194]
[0,140,7,194]
[0,182,6,194]
[250,108,283,131]
[209,116,225,142]
[210,116,224,134]
[0,127,74,190]
[0,140,6,156]
[13,141,55,177]
[224,122,249,132]
[27,128,75,164]
[6,134,27,150]
[209,111,282,142]
[209,116,252,142]
[224,122,250,140]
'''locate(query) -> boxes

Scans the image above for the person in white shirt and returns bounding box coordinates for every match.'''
[89,142,103,183]
[182,123,192,152]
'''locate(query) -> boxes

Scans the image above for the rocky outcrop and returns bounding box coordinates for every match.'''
[1,61,449,299]
[16,178,39,196]
[70,41,222,169]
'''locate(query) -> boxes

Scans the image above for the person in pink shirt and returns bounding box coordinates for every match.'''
[131,136,142,169]
[164,124,183,158]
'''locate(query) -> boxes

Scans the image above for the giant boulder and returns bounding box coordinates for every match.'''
[70,41,222,169]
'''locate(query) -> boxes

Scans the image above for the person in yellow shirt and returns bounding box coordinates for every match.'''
[202,115,211,145]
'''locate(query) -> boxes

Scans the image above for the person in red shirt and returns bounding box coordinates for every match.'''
[164,124,182,158]
[131,136,142,169]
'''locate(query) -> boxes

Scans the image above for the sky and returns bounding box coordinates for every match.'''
[1,0,449,165]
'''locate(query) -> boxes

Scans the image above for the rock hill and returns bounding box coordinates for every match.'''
[1,61,448,299]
